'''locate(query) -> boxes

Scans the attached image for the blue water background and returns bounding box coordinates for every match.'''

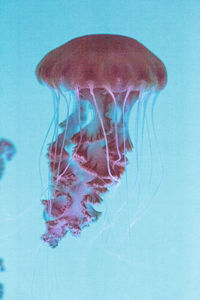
[0,1,200,299]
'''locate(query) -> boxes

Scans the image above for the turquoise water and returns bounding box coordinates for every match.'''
[0,1,200,299]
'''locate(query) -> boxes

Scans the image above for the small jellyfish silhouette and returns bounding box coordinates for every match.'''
[36,34,167,247]
[0,139,16,180]
[0,259,5,273]
[0,259,5,299]
[0,283,3,299]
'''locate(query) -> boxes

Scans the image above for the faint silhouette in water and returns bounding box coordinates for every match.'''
[0,258,5,299]
[0,140,15,298]
[0,139,16,180]
[0,259,5,273]
[0,283,4,299]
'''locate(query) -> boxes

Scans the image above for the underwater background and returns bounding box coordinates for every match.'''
[0,0,200,299]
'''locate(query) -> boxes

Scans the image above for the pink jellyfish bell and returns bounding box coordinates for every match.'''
[36,34,167,247]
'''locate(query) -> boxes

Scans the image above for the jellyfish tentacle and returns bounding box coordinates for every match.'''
[89,84,118,183]
[139,90,152,166]
[74,86,83,150]
[58,92,90,180]
[106,87,122,167]
[122,89,131,166]
[50,92,60,186]
[71,90,111,143]
[55,90,70,186]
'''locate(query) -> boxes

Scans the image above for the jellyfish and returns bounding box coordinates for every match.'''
[0,139,16,180]
[36,34,167,247]
[0,259,5,273]
[0,283,3,299]
[0,258,5,299]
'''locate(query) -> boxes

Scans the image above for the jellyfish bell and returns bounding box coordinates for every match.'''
[36,34,167,92]
[36,34,167,247]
